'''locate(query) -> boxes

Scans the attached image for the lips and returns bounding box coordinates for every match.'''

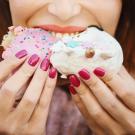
[35,25,87,33]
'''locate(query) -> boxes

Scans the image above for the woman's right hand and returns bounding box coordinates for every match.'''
[0,50,57,135]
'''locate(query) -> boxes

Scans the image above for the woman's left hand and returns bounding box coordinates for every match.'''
[69,66,135,135]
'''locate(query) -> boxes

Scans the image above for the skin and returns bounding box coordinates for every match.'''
[0,0,135,135]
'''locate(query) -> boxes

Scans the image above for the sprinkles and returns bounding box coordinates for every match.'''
[85,48,95,58]
[67,41,80,48]
[4,26,58,58]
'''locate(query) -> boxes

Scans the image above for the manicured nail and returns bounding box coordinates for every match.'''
[94,67,106,77]
[15,50,28,59]
[69,85,77,95]
[40,58,50,71]
[28,54,40,66]
[78,69,90,80]
[69,75,80,87]
[49,67,57,79]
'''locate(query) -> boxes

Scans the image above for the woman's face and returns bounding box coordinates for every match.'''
[9,0,122,36]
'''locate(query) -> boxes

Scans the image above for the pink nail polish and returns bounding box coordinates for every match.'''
[78,69,90,80]
[69,85,77,95]
[15,50,28,59]
[49,67,57,79]
[40,58,50,71]
[94,67,105,77]
[69,75,80,87]
[28,54,40,66]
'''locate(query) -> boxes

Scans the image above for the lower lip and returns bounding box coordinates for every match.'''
[35,25,87,33]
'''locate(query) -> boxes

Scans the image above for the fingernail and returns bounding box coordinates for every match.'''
[15,50,28,59]
[49,67,57,79]
[69,75,80,87]
[28,54,40,66]
[78,69,90,80]
[69,85,77,95]
[94,67,105,77]
[40,58,50,71]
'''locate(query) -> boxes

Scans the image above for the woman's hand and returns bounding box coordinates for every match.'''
[69,66,135,135]
[0,50,57,135]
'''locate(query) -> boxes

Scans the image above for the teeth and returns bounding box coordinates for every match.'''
[70,33,75,36]
[63,33,70,37]
[55,33,63,38]
[50,32,79,38]
[52,32,56,37]
[75,32,79,35]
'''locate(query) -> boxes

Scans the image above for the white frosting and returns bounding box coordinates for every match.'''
[50,27,123,78]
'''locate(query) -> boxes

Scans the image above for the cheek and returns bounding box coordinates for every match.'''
[95,0,122,35]
[9,0,47,25]
[9,1,30,17]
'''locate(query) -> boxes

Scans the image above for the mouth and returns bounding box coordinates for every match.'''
[35,24,87,37]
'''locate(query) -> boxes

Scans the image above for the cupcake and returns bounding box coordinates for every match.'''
[50,27,123,78]
[1,26,58,59]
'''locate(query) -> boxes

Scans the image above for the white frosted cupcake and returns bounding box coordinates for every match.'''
[50,27,123,78]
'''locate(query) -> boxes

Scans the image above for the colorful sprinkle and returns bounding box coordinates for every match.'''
[3,27,59,59]
[20,41,23,43]
[67,41,80,48]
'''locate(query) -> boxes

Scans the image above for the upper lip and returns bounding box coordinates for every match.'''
[35,25,87,33]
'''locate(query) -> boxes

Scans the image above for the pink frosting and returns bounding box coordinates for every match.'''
[2,27,58,59]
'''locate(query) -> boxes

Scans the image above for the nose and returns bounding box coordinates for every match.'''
[48,0,81,21]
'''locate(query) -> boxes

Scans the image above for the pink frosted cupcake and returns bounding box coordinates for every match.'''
[1,26,58,59]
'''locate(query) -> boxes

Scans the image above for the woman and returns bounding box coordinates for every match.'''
[0,0,135,135]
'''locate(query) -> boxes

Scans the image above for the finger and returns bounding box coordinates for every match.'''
[69,75,124,135]
[0,50,28,82]
[69,85,105,135]
[14,58,50,124]
[118,66,133,79]
[94,67,135,112]
[78,68,135,132]
[0,54,40,112]
[30,67,57,126]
